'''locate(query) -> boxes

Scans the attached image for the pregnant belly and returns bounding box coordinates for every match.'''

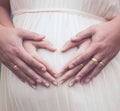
[2,12,120,111]
[13,12,103,71]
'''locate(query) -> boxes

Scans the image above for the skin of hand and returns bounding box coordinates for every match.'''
[58,39,91,86]
[59,16,120,87]
[0,1,58,88]
[23,40,58,87]
[0,26,54,88]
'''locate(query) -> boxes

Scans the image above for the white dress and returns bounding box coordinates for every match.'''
[0,0,120,111]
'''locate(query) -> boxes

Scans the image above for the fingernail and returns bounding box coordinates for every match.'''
[54,74,59,78]
[53,81,58,86]
[75,77,80,81]
[84,78,90,84]
[45,83,50,87]
[31,85,36,89]
[59,80,64,84]
[68,82,73,87]
[41,67,46,71]
[69,64,74,69]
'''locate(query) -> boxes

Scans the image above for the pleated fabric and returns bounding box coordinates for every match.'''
[0,0,120,111]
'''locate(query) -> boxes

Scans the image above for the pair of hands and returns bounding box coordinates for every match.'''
[0,18,120,89]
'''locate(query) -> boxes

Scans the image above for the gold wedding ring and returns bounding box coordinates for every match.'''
[13,65,18,71]
[91,58,99,65]
[99,61,105,67]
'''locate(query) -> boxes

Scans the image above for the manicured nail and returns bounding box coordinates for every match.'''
[31,85,36,89]
[69,64,74,69]
[75,77,80,81]
[54,74,59,78]
[41,67,46,71]
[53,81,58,86]
[84,78,90,84]
[68,82,73,87]
[45,83,50,87]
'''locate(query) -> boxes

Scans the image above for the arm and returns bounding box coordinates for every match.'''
[59,14,120,86]
[0,0,13,27]
[0,0,57,88]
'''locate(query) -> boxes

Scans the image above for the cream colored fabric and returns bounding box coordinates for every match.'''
[0,0,120,111]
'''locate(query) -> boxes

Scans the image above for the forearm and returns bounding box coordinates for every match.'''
[0,3,14,28]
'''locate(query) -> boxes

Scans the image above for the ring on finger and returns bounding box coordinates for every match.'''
[91,58,99,65]
[13,65,18,71]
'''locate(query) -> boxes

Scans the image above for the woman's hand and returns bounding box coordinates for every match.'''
[58,39,91,86]
[0,26,50,88]
[23,40,58,87]
[60,18,120,87]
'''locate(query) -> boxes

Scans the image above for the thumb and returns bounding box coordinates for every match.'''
[71,27,93,42]
[18,28,45,40]
[61,39,87,53]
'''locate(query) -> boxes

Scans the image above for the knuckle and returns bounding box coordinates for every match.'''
[94,43,101,50]
[80,56,86,61]
[98,54,106,60]
[28,58,34,65]
[15,49,19,56]
[12,47,20,56]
